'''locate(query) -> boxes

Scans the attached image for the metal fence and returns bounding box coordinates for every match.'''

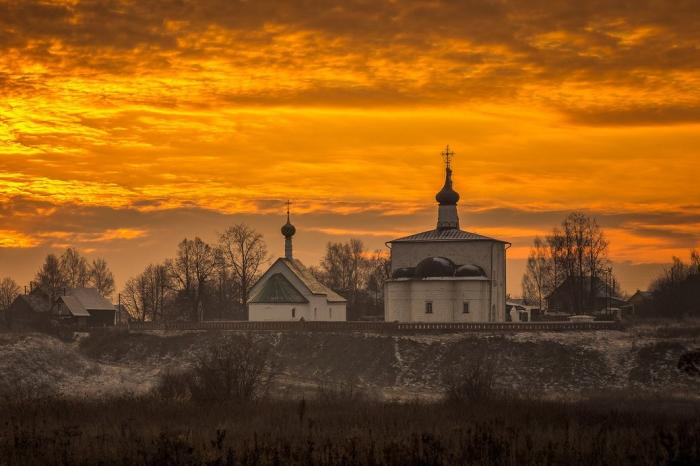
[122,320,622,333]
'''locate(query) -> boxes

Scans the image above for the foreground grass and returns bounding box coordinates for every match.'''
[1,395,699,465]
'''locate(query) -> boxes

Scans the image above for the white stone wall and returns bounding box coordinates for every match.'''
[385,279,490,322]
[250,300,346,321]
[387,240,507,322]
[249,303,310,321]
[307,294,347,321]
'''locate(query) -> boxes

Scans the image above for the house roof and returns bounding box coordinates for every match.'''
[58,295,91,317]
[250,273,309,304]
[630,290,652,300]
[66,288,115,310]
[389,228,508,244]
[256,258,346,303]
[547,276,624,301]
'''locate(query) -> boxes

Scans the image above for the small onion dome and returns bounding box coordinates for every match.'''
[455,264,486,277]
[392,267,416,279]
[435,167,460,205]
[414,256,456,278]
[281,220,296,238]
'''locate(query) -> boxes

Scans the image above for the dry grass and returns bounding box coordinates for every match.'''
[0,395,699,465]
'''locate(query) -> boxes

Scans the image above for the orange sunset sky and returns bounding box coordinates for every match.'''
[1,0,699,296]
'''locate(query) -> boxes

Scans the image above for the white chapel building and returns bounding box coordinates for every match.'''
[384,147,509,322]
[248,206,347,321]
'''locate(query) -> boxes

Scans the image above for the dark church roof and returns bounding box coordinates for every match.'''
[389,228,507,243]
[250,273,308,304]
[414,256,456,278]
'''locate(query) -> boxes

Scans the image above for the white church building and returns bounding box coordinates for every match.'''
[384,147,510,322]
[248,205,347,321]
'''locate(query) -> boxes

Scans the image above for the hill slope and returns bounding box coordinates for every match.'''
[1,325,699,400]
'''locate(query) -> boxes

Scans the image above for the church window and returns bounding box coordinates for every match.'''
[425,301,433,314]
[292,308,296,318]
[329,308,332,319]
[463,302,470,314]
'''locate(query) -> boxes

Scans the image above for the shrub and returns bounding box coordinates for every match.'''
[153,369,192,401]
[442,353,498,403]
[153,335,276,403]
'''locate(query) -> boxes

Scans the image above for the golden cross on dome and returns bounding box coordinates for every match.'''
[441,145,455,169]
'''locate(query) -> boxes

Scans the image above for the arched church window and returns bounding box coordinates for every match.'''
[292,308,296,318]
[425,302,433,314]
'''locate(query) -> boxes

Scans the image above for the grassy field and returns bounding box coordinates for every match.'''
[1,395,699,465]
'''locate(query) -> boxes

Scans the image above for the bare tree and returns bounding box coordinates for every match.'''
[60,247,90,288]
[218,224,268,312]
[365,250,391,312]
[121,276,146,321]
[168,237,215,322]
[0,277,20,311]
[88,258,115,298]
[317,239,371,319]
[523,212,614,313]
[122,263,171,321]
[521,236,553,309]
[35,253,66,301]
[210,247,238,319]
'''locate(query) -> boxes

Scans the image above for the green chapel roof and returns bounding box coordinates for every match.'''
[250,273,308,304]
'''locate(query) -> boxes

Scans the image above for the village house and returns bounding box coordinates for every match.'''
[628,289,653,314]
[546,276,629,316]
[384,147,510,322]
[7,286,117,329]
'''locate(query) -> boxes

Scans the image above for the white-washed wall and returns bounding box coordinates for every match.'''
[249,303,311,321]
[385,279,490,322]
[388,240,507,321]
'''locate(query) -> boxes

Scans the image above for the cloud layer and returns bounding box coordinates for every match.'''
[1,0,699,294]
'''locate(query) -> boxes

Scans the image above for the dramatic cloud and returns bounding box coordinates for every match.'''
[1,0,699,294]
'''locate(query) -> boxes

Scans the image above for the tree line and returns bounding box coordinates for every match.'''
[0,224,390,322]
[521,212,618,312]
[311,238,390,320]
[121,225,390,322]
[642,250,700,318]
[121,224,268,322]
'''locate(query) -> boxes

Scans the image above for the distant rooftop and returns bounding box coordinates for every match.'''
[389,228,508,243]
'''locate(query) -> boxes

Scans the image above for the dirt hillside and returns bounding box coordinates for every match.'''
[1,324,699,400]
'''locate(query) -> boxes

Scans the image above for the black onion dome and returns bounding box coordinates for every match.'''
[455,264,486,277]
[414,257,456,278]
[435,167,460,205]
[281,221,296,238]
[392,267,415,279]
